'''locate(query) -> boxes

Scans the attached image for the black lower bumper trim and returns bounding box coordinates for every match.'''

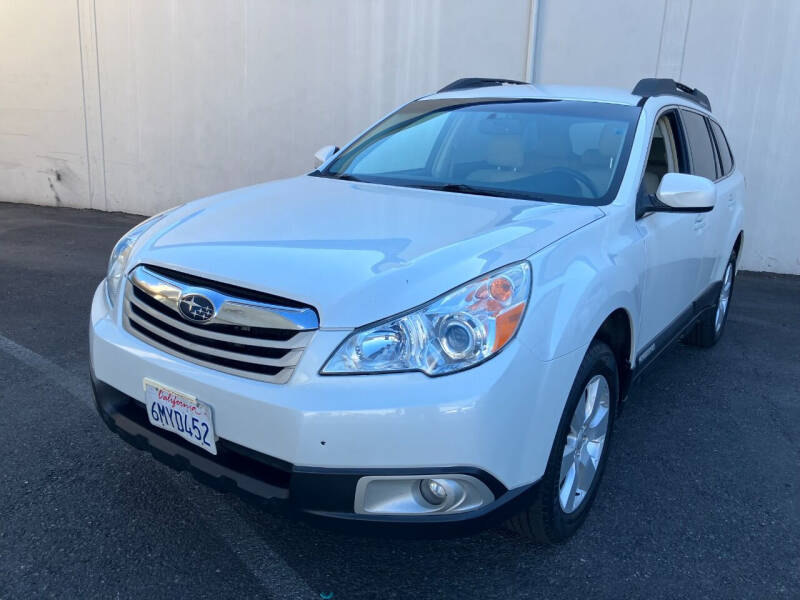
[296,482,539,538]
[92,375,537,537]
[93,377,292,499]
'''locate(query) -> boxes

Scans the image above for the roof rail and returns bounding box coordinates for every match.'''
[632,78,711,111]
[437,77,529,94]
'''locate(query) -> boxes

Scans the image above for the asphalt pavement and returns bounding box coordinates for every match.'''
[1,201,798,599]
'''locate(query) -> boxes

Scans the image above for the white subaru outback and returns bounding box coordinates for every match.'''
[90,77,744,542]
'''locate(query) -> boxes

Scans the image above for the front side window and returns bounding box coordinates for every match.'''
[681,110,718,181]
[643,112,684,195]
[317,99,641,206]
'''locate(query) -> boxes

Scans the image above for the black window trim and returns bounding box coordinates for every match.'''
[706,117,723,180]
[678,106,736,184]
[315,97,643,207]
[678,107,719,182]
[707,117,736,181]
[636,104,692,220]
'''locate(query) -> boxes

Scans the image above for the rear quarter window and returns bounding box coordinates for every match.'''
[709,120,734,176]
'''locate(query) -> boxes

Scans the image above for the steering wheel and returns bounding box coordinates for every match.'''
[540,167,599,198]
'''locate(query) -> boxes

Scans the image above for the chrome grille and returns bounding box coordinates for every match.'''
[123,265,318,384]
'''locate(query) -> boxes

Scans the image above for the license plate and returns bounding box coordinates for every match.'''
[144,379,217,455]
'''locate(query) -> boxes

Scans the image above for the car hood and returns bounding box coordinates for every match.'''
[132,175,603,327]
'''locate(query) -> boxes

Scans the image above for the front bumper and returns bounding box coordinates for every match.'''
[92,375,541,536]
[91,282,585,534]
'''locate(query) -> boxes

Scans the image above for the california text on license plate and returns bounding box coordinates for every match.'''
[144,379,217,455]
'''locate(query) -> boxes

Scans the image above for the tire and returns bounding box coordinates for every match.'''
[686,249,737,348]
[506,341,618,543]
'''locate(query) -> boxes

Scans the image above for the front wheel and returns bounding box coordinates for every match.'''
[687,250,737,348]
[507,341,617,543]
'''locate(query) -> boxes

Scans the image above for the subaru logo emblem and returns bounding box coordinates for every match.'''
[178,293,215,323]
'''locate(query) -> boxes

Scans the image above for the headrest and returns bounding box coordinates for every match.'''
[598,123,624,157]
[534,122,573,158]
[478,115,523,135]
[648,136,668,167]
[486,135,524,169]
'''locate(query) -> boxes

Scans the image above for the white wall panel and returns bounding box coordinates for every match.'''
[680,0,800,274]
[534,0,800,274]
[0,0,88,208]
[1,0,797,274]
[0,0,530,215]
[93,0,531,215]
[533,0,666,88]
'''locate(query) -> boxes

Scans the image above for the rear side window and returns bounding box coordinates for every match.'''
[709,120,734,176]
[681,110,717,181]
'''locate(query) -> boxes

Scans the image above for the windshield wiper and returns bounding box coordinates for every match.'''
[331,173,368,183]
[322,175,543,201]
[414,183,542,201]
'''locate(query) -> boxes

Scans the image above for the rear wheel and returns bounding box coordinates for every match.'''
[507,341,617,543]
[687,250,736,348]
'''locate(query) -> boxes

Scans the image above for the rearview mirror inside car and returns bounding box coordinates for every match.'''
[637,172,715,218]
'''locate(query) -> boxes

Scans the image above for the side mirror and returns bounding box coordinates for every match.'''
[637,173,715,218]
[313,145,339,168]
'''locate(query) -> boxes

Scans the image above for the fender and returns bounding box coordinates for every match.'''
[521,212,641,365]
[512,212,642,486]
[711,170,746,282]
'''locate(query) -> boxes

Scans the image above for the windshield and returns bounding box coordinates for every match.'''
[317,98,641,205]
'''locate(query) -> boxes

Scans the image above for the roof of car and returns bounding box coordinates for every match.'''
[426,82,642,106]
[426,78,712,112]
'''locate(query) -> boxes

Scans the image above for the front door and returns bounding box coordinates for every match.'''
[636,110,706,358]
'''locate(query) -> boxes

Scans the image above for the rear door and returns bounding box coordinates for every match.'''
[707,118,743,280]
[678,109,721,293]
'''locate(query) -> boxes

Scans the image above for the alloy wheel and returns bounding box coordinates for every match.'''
[558,374,610,514]
[715,262,734,334]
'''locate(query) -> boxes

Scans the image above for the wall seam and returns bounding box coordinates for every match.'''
[75,0,93,208]
[524,0,540,82]
[91,0,108,210]
[678,0,694,80]
[654,0,668,75]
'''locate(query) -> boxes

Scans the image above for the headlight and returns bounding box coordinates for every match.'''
[105,213,167,307]
[321,261,531,376]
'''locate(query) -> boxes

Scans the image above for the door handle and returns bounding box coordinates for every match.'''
[693,215,706,231]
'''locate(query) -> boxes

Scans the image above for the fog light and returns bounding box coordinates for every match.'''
[353,474,495,515]
[419,479,448,505]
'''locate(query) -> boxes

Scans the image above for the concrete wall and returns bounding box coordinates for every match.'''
[1,0,798,274]
[0,1,89,208]
[0,0,531,216]
[533,0,800,273]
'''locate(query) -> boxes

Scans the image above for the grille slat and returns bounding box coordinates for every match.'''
[127,310,302,367]
[123,265,318,384]
[130,284,302,341]
[126,291,313,349]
